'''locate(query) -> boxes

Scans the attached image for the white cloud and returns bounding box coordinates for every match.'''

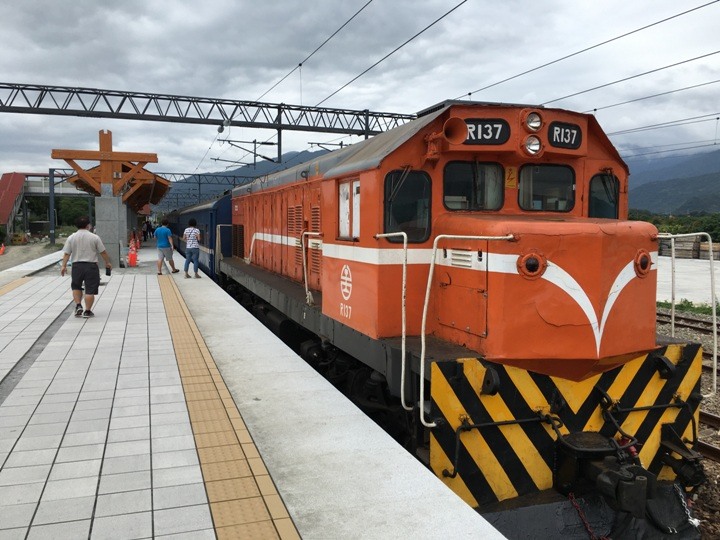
[0,0,718,174]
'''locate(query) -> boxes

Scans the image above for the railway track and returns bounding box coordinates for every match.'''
[699,411,720,463]
[701,411,720,430]
[656,312,719,335]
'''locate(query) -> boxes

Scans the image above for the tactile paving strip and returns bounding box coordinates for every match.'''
[158,276,300,540]
[0,277,31,296]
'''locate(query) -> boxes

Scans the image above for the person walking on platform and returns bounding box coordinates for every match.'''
[60,216,112,318]
[183,218,202,279]
[155,218,179,275]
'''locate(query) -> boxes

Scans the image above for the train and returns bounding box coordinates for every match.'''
[166,193,231,278]
[168,100,705,539]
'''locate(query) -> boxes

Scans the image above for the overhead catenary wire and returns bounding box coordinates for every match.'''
[621,141,719,157]
[255,0,374,102]
[315,0,469,106]
[620,138,719,152]
[584,79,720,113]
[608,113,720,136]
[200,3,717,188]
[219,2,378,169]
[222,1,470,171]
[455,1,719,100]
[198,3,375,176]
[541,50,720,106]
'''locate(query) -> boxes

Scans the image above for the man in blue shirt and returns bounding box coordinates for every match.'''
[155,218,179,275]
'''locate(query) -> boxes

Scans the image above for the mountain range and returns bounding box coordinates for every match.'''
[626,148,720,214]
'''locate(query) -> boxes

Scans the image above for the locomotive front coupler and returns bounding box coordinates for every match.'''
[659,423,706,489]
[553,430,656,519]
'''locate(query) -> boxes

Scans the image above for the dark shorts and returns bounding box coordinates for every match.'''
[71,262,100,295]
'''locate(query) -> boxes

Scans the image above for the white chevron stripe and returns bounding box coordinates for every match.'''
[248,233,656,356]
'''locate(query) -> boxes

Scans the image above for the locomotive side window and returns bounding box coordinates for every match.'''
[384,169,431,243]
[443,161,503,210]
[338,178,360,240]
[352,179,360,238]
[588,173,619,219]
[518,164,575,212]
[339,182,350,238]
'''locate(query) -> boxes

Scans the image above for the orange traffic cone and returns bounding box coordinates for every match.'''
[0,243,5,255]
[128,249,137,267]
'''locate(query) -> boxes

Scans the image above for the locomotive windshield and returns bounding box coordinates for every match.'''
[589,173,619,218]
[443,161,503,211]
[518,164,575,212]
[384,169,431,242]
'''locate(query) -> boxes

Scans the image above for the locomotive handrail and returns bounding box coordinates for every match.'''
[374,232,412,412]
[244,235,256,264]
[658,232,717,397]
[420,234,516,428]
[301,232,322,306]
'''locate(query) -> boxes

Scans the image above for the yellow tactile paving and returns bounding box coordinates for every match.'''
[158,276,300,540]
[0,276,31,296]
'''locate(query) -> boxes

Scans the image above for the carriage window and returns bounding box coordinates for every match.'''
[338,179,360,239]
[444,161,503,210]
[384,169,431,243]
[518,164,575,212]
[589,174,619,218]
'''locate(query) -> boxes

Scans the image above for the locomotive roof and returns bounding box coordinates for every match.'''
[232,105,447,195]
[232,102,625,196]
[177,192,230,214]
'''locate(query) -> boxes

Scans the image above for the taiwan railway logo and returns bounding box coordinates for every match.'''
[340,264,352,300]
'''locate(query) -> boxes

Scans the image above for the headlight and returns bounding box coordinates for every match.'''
[524,136,542,155]
[526,112,542,132]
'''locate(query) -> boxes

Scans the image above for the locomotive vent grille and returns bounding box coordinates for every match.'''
[288,205,303,267]
[448,248,473,268]
[310,205,322,275]
[287,205,303,234]
[232,224,244,258]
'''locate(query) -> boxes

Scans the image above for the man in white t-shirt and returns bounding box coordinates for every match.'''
[60,216,112,318]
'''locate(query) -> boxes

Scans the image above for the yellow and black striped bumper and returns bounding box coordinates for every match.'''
[430,342,703,508]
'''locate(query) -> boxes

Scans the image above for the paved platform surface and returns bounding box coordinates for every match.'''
[0,241,501,539]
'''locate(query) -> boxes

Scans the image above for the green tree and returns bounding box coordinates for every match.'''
[25,196,49,221]
[58,197,91,226]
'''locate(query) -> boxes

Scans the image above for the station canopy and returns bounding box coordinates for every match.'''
[66,163,170,213]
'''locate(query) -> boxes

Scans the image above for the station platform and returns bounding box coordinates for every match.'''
[0,241,500,539]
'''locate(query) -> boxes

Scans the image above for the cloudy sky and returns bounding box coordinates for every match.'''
[0,0,718,177]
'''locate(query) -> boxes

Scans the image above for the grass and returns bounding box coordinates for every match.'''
[657,298,720,316]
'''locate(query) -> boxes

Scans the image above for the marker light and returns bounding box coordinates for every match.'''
[524,136,542,155]
[517,252,547,279]
[634,249,652,278]
[526,112,542,132]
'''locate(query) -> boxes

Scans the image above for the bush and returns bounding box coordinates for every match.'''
[657,298,720,316]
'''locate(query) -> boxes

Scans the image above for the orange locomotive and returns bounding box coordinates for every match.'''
[220,101,704,538]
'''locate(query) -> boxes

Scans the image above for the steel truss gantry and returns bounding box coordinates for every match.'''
[0,83,416,161]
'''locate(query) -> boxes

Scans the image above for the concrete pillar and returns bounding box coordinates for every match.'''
[94,184,125,268]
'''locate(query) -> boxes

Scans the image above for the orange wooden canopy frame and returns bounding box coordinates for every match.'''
[51,130,170,212]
